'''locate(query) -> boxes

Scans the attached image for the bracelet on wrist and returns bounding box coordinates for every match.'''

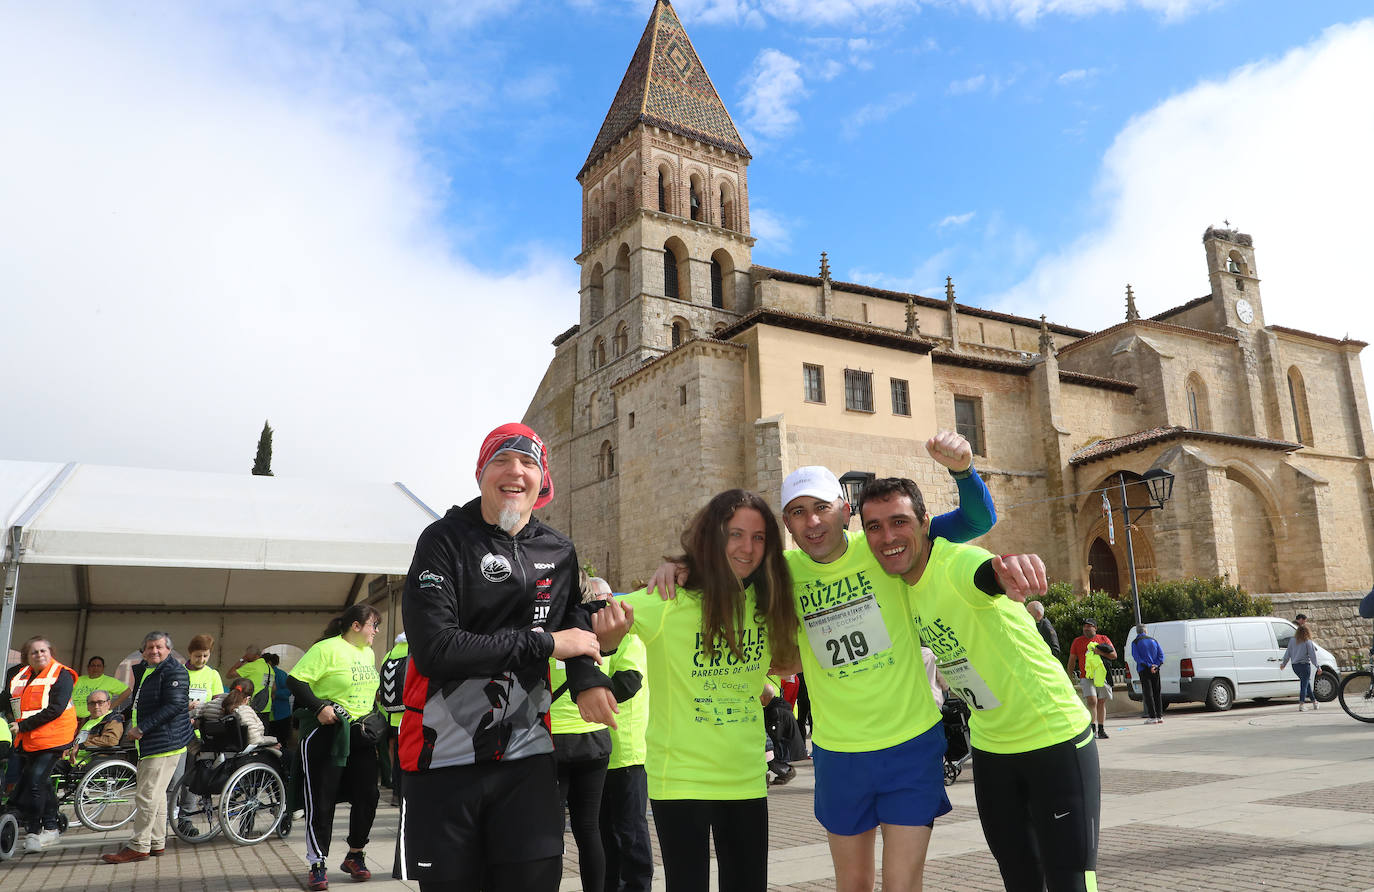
[950,465,974,480]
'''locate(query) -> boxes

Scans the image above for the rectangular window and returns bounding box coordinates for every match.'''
[803,364,825,403]
[890,378,910,416]
[628,411,635,429]
[844,369,874,413]
[679,384,687,406]
[953,395,984,455]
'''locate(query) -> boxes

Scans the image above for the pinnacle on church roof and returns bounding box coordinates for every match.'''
[1125,284,1139,321]
[820,251,831,282]
[945,276,955,304]
[579,0,750,178]
[906,297,920,335]
[1038,314,1054,355]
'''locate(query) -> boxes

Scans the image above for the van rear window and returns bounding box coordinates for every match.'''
[1193,625,1230,652]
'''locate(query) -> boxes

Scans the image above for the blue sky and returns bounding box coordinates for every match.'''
[2,0,1372,505]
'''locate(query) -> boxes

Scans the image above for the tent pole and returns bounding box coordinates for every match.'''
[1,526,22,669]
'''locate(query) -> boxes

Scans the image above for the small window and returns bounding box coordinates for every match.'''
[844,369,874,413]
[861,303,869,323]
[628,411,635,430]
[954,396,984,455]
[1188,388,1199,428]
[614,322,629,357]
[803,364,825,403]
[658,169,668,212]
[891,378,910,416]
[710,258,723,309]
[592,338,607,370]
[678,385,687,406]
[671,320,685,348]
[664,247,679,299]
[598,440,616,479]
[690,182,701,221]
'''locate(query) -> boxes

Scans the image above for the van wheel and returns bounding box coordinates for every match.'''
[1314,669,1339,703]
[1205,679,1234,711]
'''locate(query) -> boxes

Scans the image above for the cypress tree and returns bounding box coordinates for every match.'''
[252,420,274,476]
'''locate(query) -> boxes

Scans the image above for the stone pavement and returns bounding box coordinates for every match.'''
[4,699,1373,890]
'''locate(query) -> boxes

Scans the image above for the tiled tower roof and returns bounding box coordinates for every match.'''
[579,0,749,178]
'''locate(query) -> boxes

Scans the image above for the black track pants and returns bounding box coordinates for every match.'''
[299,722,380,865]
[651,797,767,892]
[971,726,1100,892]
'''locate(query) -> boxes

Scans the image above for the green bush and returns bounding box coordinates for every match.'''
[1039,577,1273,668]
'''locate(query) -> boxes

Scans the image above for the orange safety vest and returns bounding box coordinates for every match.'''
[9,661,79,751]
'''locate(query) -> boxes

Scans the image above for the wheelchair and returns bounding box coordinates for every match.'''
[170,713,286,846]
[0,741,140,860]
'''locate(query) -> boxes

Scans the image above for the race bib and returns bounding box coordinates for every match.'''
[803,593,894,669]
[939,657,1002,711]
[188,686,208,703]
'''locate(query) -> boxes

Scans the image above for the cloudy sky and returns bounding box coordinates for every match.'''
[2,0,1371,508]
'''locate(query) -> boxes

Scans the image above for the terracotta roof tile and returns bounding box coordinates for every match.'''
[1069,426,1300,466]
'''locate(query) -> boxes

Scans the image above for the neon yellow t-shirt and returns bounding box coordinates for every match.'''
[73,674,128,720]
[607,631,649,770]
[185,666,225,709]
[549,656,607,736]
[907,539,1091,755]
[623,586,770,800]
[786,531,941,752]
[237,658,275,711]
[1084,650,1108,688]
[289,637,380,719]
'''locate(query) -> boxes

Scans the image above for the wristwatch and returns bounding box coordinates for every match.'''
[950,466,974,480]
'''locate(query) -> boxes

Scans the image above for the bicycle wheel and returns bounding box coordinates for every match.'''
[219,761,285,845]
[1338,671,1374,723]
[75,759,139,831]
[171,779,223,844]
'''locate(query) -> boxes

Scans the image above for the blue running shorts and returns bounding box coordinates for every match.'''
[811,722,951,836]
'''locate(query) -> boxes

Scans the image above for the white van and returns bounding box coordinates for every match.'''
[1124,617,1339,711]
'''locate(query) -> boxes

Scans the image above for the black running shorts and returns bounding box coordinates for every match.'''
[399,752,563,882]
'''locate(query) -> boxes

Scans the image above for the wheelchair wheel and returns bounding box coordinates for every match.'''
[75,758,139,831]
[0,812,19,861]
[219,761,286,845]
[56,812,68,834]
[171,779,222,844]
[943,761,959,786]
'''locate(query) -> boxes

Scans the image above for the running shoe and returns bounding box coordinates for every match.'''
[308,862,329,890]
[340,850,372,881]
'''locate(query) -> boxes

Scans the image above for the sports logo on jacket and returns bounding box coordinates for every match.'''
[481,553,512,583]
[418,570,445,589]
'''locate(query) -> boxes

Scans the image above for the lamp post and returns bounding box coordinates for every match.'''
[838,470,875,517]
[1116,468,1175,626]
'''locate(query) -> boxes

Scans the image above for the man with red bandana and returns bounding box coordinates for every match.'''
[397,423,627,892]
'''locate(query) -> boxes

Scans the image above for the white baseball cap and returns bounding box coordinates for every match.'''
[781,466,842,510]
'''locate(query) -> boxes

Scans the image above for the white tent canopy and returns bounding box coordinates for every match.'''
[1,460,439,669]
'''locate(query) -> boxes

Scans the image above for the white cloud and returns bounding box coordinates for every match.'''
[948,74,987,95]
[1057,67,1099,85]
[740,49,809,139]
[843,92,917,139]
[749,208,795,252]
[939,212,977,229]
[954,0,1217,25]
[0,3,576,507]
[990,20,1374,380]
[849,248,956,297]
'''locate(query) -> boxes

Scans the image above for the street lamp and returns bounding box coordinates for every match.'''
[838,470,875,515]
[1117,468,1176,626]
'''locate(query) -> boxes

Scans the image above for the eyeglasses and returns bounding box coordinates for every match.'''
[367,621,382,630]
[87,699,108,706]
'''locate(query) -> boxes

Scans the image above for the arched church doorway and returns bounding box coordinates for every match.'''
[1088,537,1120,595]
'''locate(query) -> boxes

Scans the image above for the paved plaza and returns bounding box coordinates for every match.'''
[4,699,1373,890]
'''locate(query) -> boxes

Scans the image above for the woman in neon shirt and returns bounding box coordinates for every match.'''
[606,489,799,892]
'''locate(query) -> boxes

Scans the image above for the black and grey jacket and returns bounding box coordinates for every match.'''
[398,499,609,771]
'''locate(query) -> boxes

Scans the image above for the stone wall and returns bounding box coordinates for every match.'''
[1268,591,1374,667]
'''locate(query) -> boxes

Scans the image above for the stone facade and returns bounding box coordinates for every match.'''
[524,0,1374,613]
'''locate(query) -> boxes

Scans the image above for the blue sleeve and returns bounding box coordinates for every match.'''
[928,468,997,544]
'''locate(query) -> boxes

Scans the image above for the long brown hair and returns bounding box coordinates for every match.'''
[1295,625,1312,643]
[677,489,799,667]
[222,687,250,713]
[318,604,382,643]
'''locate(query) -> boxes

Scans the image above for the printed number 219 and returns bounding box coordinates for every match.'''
[825,631,869,666]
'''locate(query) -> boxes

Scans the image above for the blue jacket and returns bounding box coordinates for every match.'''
[134,658,194,758]
[1131,635,1166,672]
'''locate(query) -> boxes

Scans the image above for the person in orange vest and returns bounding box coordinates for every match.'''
[6,635,78,854]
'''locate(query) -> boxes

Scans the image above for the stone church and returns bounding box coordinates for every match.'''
[523,0,1374,610]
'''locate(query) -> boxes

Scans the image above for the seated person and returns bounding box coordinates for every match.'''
[196,679,278,748]
[66,690,125,765]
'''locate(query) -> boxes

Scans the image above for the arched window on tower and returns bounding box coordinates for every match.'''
[658,169,667,212]
[719,181,735,231]
[1185,372,1209,429]
[598,440,616,479]
[664,245,680,299]
[710,258,723,309]
[614,243,631,304]
[592,337,607,370]
[587,263,605,323]
[670,317,689,348]
[1288,366,1313,445]
[689,176,702,222]
[614,322,628,357]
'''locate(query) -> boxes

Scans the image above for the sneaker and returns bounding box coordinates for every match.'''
[1313,700,1319,710]
[24,833,43,853]
[1098,727,1109,739]
[36,828,60,849]
[1298,703,1306,712]
[309,862,329,890]
[340,851,371,881]
[177,818,200,838]
[769,765,796,786]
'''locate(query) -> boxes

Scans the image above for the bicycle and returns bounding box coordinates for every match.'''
[1338,640,1374,723]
